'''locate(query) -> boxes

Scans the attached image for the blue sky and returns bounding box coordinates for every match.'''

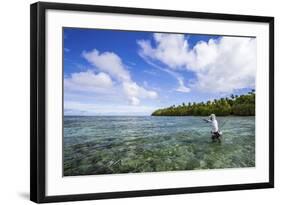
[64,28,256,115]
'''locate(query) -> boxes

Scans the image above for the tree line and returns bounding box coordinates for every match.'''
[151,90,255,116]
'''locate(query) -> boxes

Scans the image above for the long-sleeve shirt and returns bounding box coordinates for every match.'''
[206,119,219,132]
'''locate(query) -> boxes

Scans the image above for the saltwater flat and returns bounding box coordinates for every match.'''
[64,116,255,176]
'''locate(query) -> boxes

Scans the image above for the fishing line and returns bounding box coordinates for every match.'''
[219,119,228,129]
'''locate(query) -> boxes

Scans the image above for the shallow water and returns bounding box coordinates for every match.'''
[64,116,255,176]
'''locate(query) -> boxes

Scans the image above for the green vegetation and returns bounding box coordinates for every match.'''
[152,90,255,116]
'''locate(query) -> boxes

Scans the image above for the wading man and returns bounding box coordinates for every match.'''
[203,114,222,142]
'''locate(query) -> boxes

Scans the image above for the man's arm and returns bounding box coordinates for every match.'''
[203,119,211,123]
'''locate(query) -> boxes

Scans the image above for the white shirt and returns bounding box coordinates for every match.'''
[207,119,219,132]
[212,119,219,132]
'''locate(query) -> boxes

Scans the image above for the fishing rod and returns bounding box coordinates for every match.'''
[202,117,227,129]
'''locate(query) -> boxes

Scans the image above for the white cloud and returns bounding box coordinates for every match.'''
[122,81,158,105]
[138,51,190,93]
[64,101,158,115]
[137,33,193,69]
[82,49,158,105]
[82,49,131,82]
[176,77,191,93]
[138,33,256,93]
[64,70,113,92]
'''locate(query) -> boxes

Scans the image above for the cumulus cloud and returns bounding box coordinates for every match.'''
[138,33,256,93]
[82,49,130,82]
[82,49,158,105]
[137,33,193,69]
[64,70,113,92]
[122,81,158,105]
[192,37,256,93]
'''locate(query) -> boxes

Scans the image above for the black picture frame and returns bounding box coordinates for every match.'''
[30,1,274,203]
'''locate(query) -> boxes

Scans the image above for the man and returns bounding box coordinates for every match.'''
[203,114,222,142]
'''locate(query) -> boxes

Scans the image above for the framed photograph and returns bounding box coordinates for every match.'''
[30,2,274,203]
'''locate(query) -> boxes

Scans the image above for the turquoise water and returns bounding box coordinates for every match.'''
[64,116,255,176]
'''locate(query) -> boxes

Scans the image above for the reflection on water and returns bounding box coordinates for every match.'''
[64,116,255,176]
